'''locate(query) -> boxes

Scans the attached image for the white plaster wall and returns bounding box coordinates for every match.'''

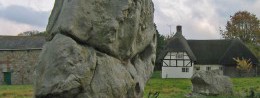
[194,65,223,73]
[162,62,194,78]
[163,60,169,66]
[164,52,187,60]
[162,66,193,78]
[162,52,194,78]
[163,52,190,67]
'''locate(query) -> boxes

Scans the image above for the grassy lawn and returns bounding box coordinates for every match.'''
[144,71,260,98]
[144,71,192,98]
[0,71,260,98]
[0,85,32,98]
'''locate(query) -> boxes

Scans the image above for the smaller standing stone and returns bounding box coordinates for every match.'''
[191,70,233,96]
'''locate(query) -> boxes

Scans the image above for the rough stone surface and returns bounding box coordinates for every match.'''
[46,0,156,60]
[191,70,233,96]
[34,0,156,98]
[0,50,41,85]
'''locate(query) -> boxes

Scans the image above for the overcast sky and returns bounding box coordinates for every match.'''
[0,0,259,39]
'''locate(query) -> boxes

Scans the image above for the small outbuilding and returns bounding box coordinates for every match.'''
[0,36,45,85]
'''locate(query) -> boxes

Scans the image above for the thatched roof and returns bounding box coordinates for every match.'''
[0,36,46,50]
[219,39,259,65]
[159,26,259,65]
[161,30,197,61]
[187,40,231,65]
[187,39,259,65]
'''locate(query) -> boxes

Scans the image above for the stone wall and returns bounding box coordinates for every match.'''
[0,49,41,85]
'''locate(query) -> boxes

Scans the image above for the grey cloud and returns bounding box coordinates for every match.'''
[0,5,50,27]
[153,0,260,39]
[153,0,220,39]
[153,4,175,35]
[213,1,246,18]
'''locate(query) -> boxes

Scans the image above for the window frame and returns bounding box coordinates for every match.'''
[219,67,223,70]
[195,67,200,71]
[182,67,189,72]
[206,67,211,71]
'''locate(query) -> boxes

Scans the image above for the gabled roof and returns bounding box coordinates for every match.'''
[0,36,46,50]
[162,30,196,61]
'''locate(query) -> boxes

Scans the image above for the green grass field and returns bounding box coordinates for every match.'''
[0,85,32,98]
[0,71,259,98]
[144,71,260,98]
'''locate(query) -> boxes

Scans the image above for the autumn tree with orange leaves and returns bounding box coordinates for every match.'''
[221,11,260,44]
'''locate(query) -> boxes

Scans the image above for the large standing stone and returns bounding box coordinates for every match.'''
[34,0,156,98]
[191,70,233,96]
[46,0,156,60]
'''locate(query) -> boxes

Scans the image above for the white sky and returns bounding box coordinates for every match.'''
[0,0,259,39]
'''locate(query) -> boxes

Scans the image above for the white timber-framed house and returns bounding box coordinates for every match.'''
[161,26,196,78]
[161,25,259,78]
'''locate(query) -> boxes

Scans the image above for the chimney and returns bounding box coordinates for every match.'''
[176,25,182,35]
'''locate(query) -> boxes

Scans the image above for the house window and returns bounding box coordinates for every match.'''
[206,67,211,71]
[176,53,183,59]
[182,67,189,72]
[195,67,200,71]
[219,67,223,70]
